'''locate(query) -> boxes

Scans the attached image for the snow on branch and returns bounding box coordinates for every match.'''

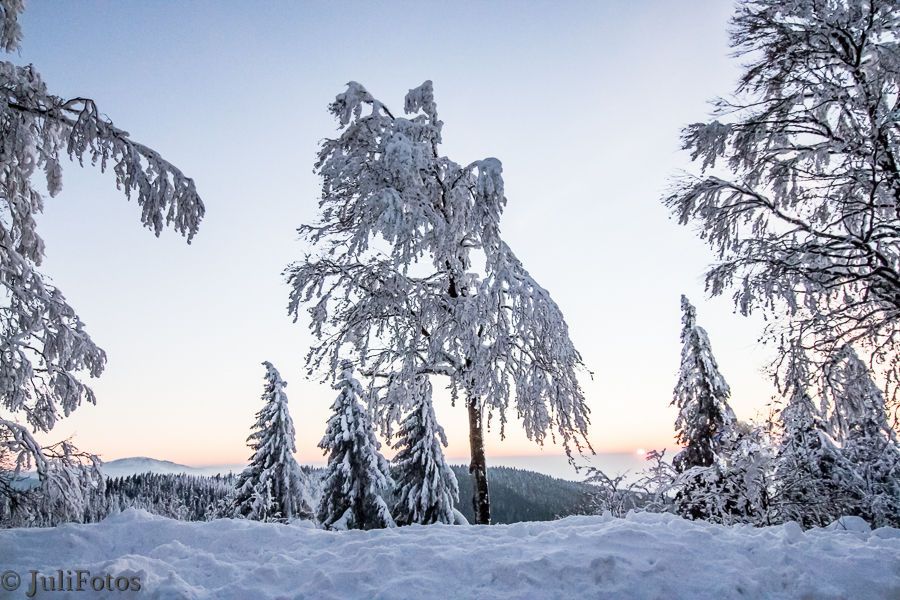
[0,0,23,53]
[664,0,900,414]
[288,81,591,462]
[0,5,205,524]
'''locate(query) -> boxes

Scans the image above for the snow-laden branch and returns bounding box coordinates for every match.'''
[0,5,205,524]
[665,0,900,413]
[288,81,590,457]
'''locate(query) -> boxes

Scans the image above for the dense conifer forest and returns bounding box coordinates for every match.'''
[1,465,597,527]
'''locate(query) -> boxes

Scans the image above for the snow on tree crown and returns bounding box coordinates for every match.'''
[0,0,23,53]
[680,295,697,344]
[289,80,590,455]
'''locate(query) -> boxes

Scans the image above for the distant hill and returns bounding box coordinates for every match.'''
[101,457,245,479]
[451,465,595,524]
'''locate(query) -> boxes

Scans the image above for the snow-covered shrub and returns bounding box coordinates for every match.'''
[583,469,648,519]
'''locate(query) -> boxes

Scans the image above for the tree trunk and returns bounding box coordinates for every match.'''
[467,394,490,524]
[450,271,490,524]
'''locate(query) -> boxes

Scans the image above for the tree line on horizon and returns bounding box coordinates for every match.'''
[0,466,596,528]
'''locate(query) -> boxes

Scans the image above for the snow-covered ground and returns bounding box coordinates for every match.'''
[1,509,896,599]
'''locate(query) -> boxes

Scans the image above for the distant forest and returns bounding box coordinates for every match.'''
[451,466,594,524]
[1,466,596,527]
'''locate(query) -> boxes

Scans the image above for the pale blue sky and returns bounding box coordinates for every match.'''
[15,1,773,472]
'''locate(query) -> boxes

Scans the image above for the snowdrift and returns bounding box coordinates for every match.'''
[1,509,897,599]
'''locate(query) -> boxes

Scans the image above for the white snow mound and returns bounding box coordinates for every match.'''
[0,509,897,599]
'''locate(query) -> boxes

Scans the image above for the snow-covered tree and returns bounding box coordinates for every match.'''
[768,342,900,528]
[391,374,464,526]
[824,345,897,445]
[317,361,395,530]
[672,296,736,473]
[823,345,900,527]
[664,0,900,416]
[287,81,591,524]
[0,432,104,527]
[234,362,311,523]
[670,296,741,521]
[774,385,846,528]
[0,3,204,507]
[668,298,776,525]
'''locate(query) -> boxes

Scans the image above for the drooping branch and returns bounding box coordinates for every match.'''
[0,7,205,512]
[289,81,592,523]
[666,0,900,415]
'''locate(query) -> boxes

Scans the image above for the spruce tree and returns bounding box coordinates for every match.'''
[317,361,395,530]
[669,296,743,521]
[672,296,736,472]
[824,345,900,527]
[775,386,845,528]
[391,375,464,526]
[234,362,311,523]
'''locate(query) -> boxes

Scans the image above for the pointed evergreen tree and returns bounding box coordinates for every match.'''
[824,345,896,445]
[234,362,311,523]
[317,361,396,530]
[824,345,900,527]
[391,375,464,526]
[672,296,736,473]
[775,386,845,528]
[768,343,846,527]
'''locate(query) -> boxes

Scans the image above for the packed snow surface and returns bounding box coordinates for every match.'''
[1,509,897,599]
